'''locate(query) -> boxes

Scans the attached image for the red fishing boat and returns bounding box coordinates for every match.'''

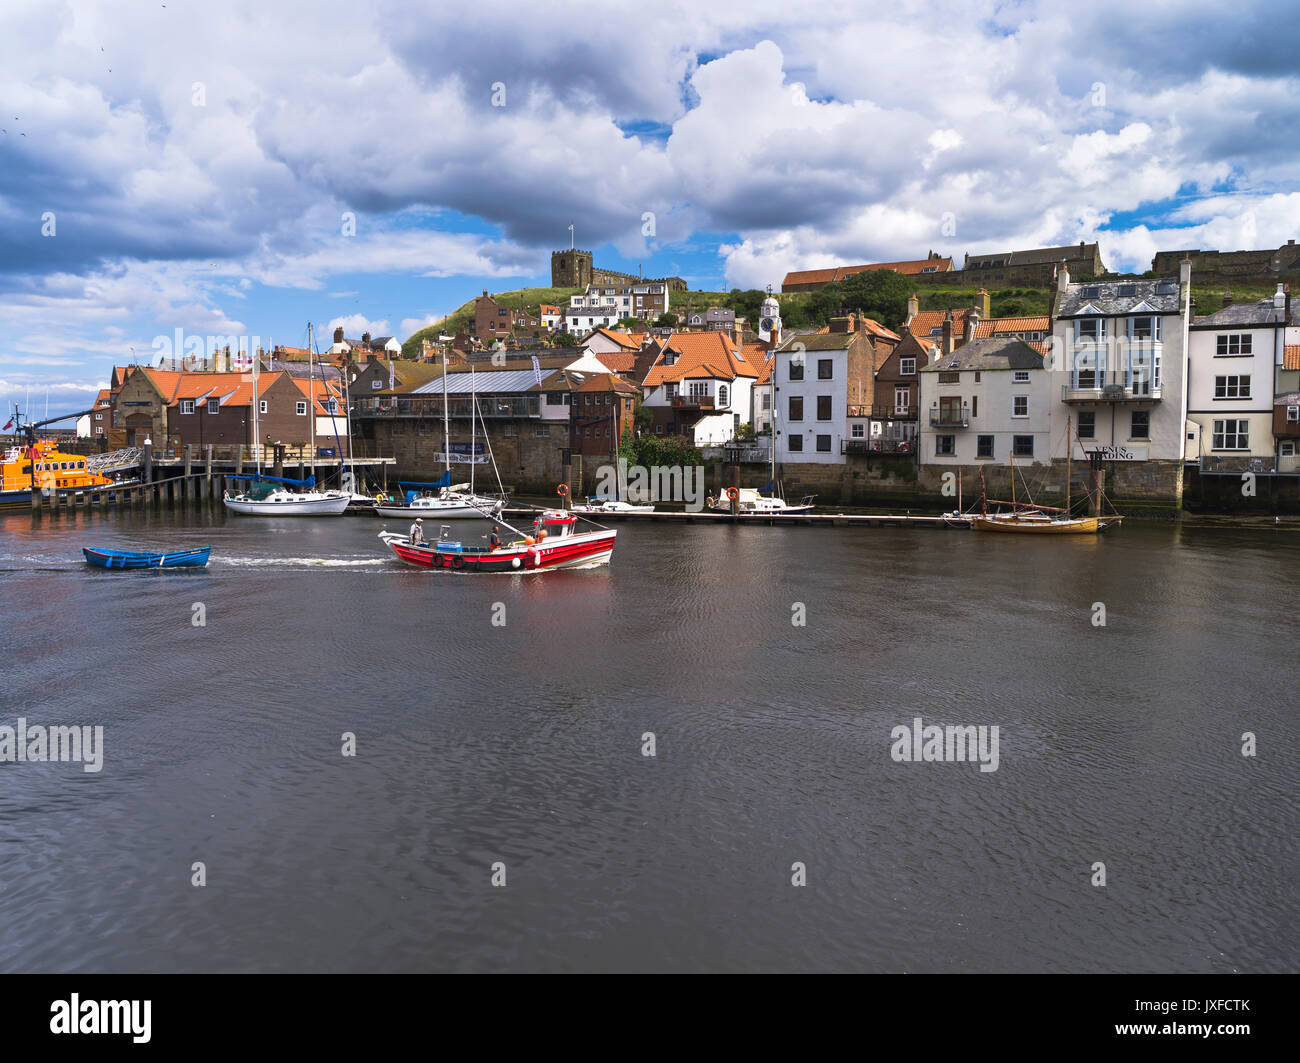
[377,509,616,572]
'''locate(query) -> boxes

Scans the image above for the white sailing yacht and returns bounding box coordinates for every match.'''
[223,325,351,516]
[373,362,506,519]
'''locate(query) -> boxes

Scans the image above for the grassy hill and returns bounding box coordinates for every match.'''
[401,276,1283,357]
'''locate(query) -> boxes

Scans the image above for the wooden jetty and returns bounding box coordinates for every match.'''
[501,507,954,528]
[26,441,395,514]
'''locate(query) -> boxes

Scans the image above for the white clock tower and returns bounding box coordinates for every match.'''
[758,289,782,345]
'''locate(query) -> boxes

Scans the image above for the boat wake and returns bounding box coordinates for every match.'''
[215,556,390,568]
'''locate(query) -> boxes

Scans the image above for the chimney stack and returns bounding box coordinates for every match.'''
[362,332,371,345]
[975,288,991,319]
[963,308,977,346]
[906,293,919,323]
[333,327,344,344]
[942,309,954,356]
[1222,290,1233,308]
[1274,283,1287,310]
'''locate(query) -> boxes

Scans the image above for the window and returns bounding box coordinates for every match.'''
[179,400,195,415]
[95,413,102,420]
[1013,435,1034,457]
[655,424,664,434]
[1216,334,1252,356]
[936,435,955,456]
[1013,370,1030,383]
[503,424,518,438]
[688,381,709,399]
[1289,405,1300,422]
[1129,316,1160,340]
[816,396,832,420]
[1078,411,1096,438]
[788,358,804,381]
[1012,396,1028,418]
[894,387,910,414]
[296,402,307,415]
[788,396,803,421]
[977,435,993,458]
[206,399,220,414]
[818,359,833,380]
[1213,375,1251,399]
[1282,441,1295,457]
[788,434,803,452]
[938,372,959,384]
[1212,419,1249,450]
[585,395,592,406]
[260,400,268,414]
[1076,318,1105,341]
[718,385,728,407]
[762,394,771,411]
[851,423,865,438]
[816,434,831,452]
[665,383,678,400]
[1130,410,1150,439]
[900,357,916,376]
[1074,348,1098,389]
[971,396,978,418]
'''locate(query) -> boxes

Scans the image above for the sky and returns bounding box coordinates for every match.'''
[3,0,1300,422]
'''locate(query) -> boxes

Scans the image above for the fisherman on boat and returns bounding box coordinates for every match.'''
[489,525,502,551]
[409,518,425,545]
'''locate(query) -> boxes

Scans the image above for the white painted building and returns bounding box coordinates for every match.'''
[1048,265,1192,472]
[772,333,852,465]
[1186,289,1288,467]
[640,332,757,445]
[918,337,1051,466]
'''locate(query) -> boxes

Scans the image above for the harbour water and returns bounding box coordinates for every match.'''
[0,509,1295,972]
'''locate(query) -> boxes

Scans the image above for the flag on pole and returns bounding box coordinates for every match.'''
[2,417,13,430]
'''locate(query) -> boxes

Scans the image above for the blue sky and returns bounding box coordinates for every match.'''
[4,0,1300,422]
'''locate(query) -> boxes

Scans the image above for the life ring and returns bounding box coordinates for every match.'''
[726,486,740,501]
[451,555,464,569]
[898,442,910,454]
[556,483,570,497]
[432,553,444,568]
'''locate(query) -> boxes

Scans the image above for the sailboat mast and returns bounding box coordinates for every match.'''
[470,365,476,496]
[1009,436,1017,509]
[255,338,264,474]
[308,323,316,485]
[443,350,451,483]
[1066,414,1072,514]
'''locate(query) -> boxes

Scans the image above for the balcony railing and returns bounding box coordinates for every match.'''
[929,407,970,428]
[671,396,717,410]
[1061,370,1162,403]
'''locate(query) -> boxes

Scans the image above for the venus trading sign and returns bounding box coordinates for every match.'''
[1072,443,1149,461]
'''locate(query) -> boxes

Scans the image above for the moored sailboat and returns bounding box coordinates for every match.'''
[971,417,1122,534]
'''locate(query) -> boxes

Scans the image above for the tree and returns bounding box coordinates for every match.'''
[552,331,578,347]
[616,317,642,331]
[835,269,914,328]
[653,312,678,327]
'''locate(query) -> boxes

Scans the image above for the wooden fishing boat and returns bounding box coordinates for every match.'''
[378,509,615,572]
[971,416,1122,535]
[970,513,1107,534]
[83,546,212,569]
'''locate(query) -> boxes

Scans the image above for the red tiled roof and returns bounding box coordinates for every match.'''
[588,327,644,351]
[1285,345,1300,371]
[642,332,758,386]
[907,309,1048,340]
[593,351,638,372]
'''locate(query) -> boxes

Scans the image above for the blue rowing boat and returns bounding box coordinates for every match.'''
[83,546,212,569]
